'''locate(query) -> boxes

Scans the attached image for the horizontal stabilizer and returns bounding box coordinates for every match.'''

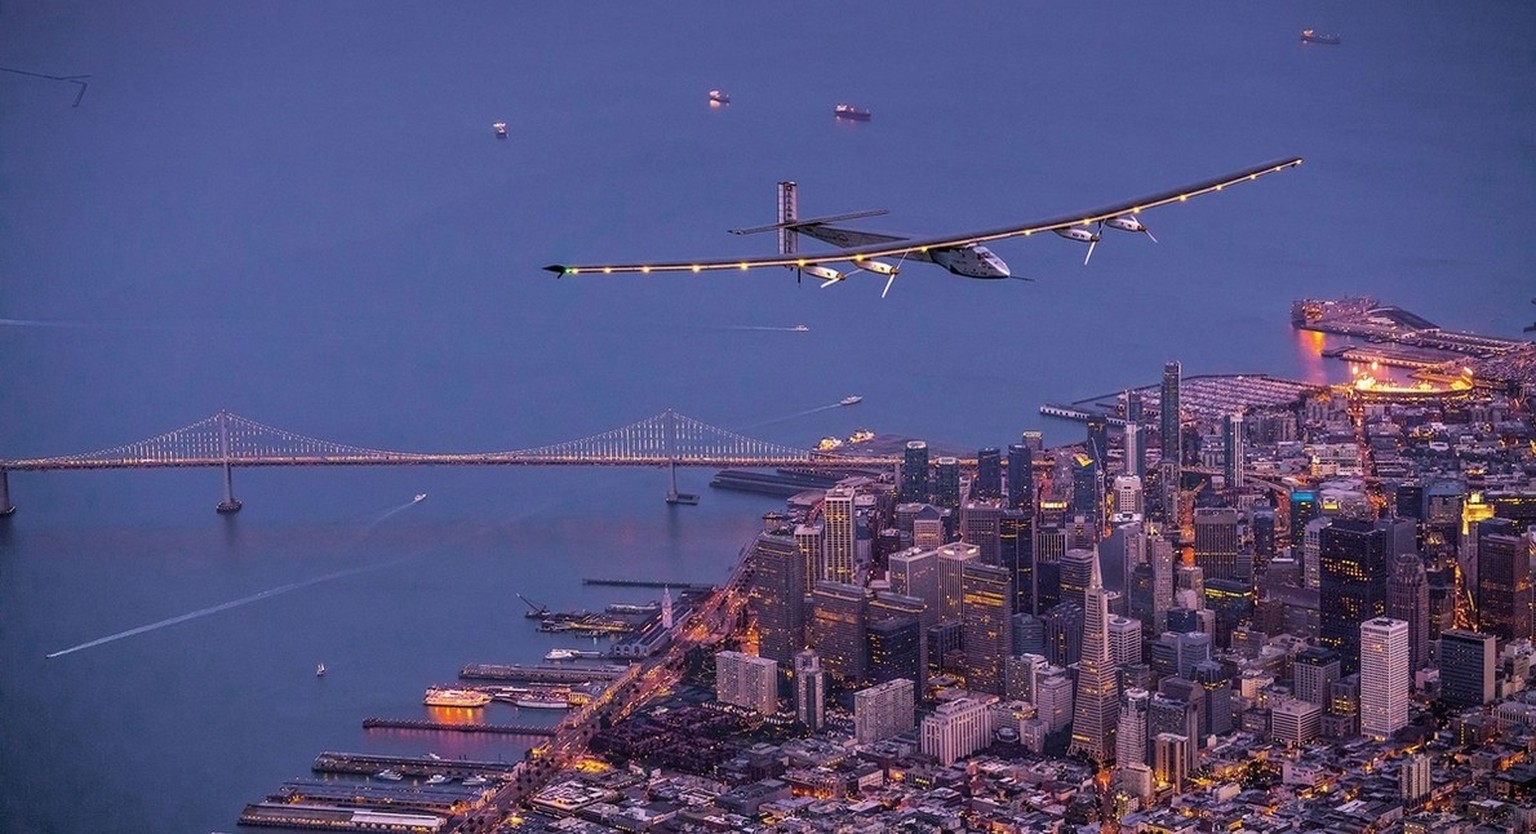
[730,208,889,236]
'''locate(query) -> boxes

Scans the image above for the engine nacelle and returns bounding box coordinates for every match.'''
[1054,227,1100,243]
[857,259,900,276]
[803,265,846,284]
[1104,216,1146,234]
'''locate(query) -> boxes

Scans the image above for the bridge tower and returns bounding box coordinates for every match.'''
[215,411,242,514]
[662,409,700,506]
[0,468,15,517]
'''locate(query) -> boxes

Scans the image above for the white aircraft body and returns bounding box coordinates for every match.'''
[544,157,1301,296]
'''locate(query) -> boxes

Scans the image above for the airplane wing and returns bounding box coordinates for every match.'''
[542,157,1302,276]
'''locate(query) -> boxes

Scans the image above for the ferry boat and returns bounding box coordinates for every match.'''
[840,395,863,406]
[792,324,809,332]
[492,122,508,138]
[423,687,492,708]
[413,493,427,503]
[847,428,875,444]
[516,692,572,709]
[545,648,604,661]
[817,436,844,451]
[315,663,325,677]
[834,103,872,121]
[708,89,730,104]
[375,769,404,781]
[1300,28,1341,44]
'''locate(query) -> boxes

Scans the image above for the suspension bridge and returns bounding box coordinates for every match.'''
[0,410,902,515]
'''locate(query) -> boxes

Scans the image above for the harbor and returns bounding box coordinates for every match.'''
[361,717,558,736]
[1042,373,1324,425]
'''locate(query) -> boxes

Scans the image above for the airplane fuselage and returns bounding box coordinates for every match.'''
[799,226,1009,278]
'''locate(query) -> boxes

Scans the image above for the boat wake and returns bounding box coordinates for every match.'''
[736,402,843,431]
[691,324,810,333]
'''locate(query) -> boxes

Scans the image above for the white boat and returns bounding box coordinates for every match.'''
[834,103,872,121]
[375,769,404,781]
[315,663,325,677]
[425,752,442,761]
[708,89,730,104]
[792,324,809,332]
[413,493,427,503]
[516,692,571,709]
[424,774,450,785]
[840,395,863,406]
[492,122,508,138]
[423,687,492,707]
[463,775,489,787]
[1300,28,1341,44]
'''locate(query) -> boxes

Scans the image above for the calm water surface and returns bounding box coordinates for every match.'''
[2,2,1532,830]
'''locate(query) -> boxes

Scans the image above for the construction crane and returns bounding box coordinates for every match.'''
[517,593,549,619]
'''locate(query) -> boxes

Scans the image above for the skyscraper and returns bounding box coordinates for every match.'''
[793,522,824,594]
[1069,550,1120,763]
[960,500,1003,565]
[1359,617,1409,740]
[867,616,922,685]
[1193,507,1241,581]
[1320,518,1415,674]
[1113,476,1145,520]
[999,509,1034,615]
[1070,453,1100,527]
[854,678,915,745]
[901,441,929,504]
[822,486,857,585]
[1438,629,1496,708]
[1007,443,1034,512]
[1159,361,1182,468]
[1059,548,1097,609]
[809,581,868,684]
[748,529,806,665]
[1289,490,1320,547]
[1476,518,1533,642]
[1043,602,1084,667]
[975,447,1002,501]
[938,543,979,623]
[716,651,779,715]
[1222,413,1245,490]
[1293,646,1341,707]
[960,561,1013,695]
[935,457,961,509]
[1124,422,1144,480]
[794,649,827,732]
[1087,414,1109,480]
[1386,553,1430,676]
[1116,687,1151,766]
[1109,615,1144,667]
[889,549,940,627]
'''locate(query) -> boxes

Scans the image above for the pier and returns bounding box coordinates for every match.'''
[361,717,556,736]
[313,751,517,778]
[582,578,715,591]
[459,663,625,683]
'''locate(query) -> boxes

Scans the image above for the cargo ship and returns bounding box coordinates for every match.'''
[423,687,492,708]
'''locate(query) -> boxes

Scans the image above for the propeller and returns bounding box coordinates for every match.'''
[1084,228,1099,266]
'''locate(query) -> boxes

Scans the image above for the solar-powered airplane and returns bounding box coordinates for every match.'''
[543,156,1302,297]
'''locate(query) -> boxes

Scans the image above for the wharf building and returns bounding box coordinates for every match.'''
[747,528,805,666]
[1359,617,1410,740]
[853,678,915,745]
[1319,517,1416,674]
[794,650,827,732]
[716,651,779,716]
[1437,629,1496,708]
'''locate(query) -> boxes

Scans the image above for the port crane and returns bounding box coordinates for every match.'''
[543,157,1302,296]
[517,593,549,619]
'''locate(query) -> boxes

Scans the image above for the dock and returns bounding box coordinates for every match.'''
[313,751,517,778]
[459,663,626,683]
[362,717,557,736]
[582,578,715,591]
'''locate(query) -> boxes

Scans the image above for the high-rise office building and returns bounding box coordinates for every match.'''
[975,447,1002,501]
[870,591,929,688]
[1069,551,1120,763]
[1437,629,1496,708]
[1043,601,1084,668]
[854,678,915,745]
[1193,507,1242,581]
[1289,490,1320,547]
[889,548,939,625]
[1271,698,1322,746]
[1159,361,1182,468]
[1021,430,1044,453]
[1070,453,1100,527]
[867,616,922,685]
[1007,443,1034,512]
[1293,646,1341,707]
[1116,687,1151,766]
[1359,617,1410,740]
[1476,518,1533,642]
[748,529,806,666]
[1109,615,1143,667]
[938,543,979,623]
[960,500,1003,565]
[1401,754,1431,803]
[716,651,779,715]
[935,457,962,509]
[1124,422,1144,480]
[912,505,945,550]
[1060,548,1097,609]
[1113,476,1145,520]
[1320,518,1415,674]
[1387,553,1430,676]
[1149,534,1175,634]
[999,509,1034,615]
[1222,413,1245,490]
[822,486,857,585]
[794,650,827,732]
[1012,612,1045,656]
[1252,509,1277,566]
[1153,733,1190,792]
[1035,670,1075,732]
[809,581,868,684]
[901,441,929,503]
[1301,517,1329,591]
[920,697,994,766]
[960,561,1013,695]
[793,522,824,594]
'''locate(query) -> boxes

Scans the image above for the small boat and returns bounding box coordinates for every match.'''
[792,324,809,332]
[424,774,450,785]
[834,103,872,121]
[315,663,325,677]
[375,769,404,781]
[840,395,863,406]
[463,775,489,787]
[492,122,508,138]
[413,493,427,503]
[516,692,572,709]
[1300,29,1341,44]
[708,89,730,104]
[425,752,442,761]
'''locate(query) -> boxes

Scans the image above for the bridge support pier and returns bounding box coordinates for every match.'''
[214,412,242,514]
[663,460,699,506]
[0,468,15,518]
